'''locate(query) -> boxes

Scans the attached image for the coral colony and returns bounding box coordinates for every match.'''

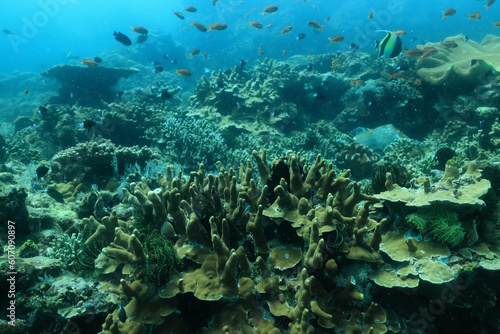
[1,3,500,334]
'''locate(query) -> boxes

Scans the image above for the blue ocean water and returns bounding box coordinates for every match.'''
[0,0,498,76]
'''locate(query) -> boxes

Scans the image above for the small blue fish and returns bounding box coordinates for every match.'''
[80,120,97,129]
[38,106,48,118]
[118,304,127,323]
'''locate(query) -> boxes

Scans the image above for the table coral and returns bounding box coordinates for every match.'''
[371,231,456,288]
[374,162,491,212]
[41,64,139,106]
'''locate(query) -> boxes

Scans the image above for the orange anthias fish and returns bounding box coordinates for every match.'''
[349,80,365,87]
[368,10,374,21]
[130,26,148,34]
[328,35,344,45]
[185,6,197,12]
[280,25,293,35]
[262,5,279,14]
[485,0,495,10]
[468,12,481,21]
[207,23,228,31]
[419,47,437,62]
[404,48,424,57]
[190,20,208,32]
[492,21,500,28]
[258,43,265,55]
[393,30,407,36]
[442,8,456,19]
[414,78,422,86]
[282,50,287,57]
[81,59,99,67]
[248,21,264,29]
[385,72,405,80]
[190,48,200,58]
[175,69,192,77]
[307,20,325,31]
[173,11,185,20]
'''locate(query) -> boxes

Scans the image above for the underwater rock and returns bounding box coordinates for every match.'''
[12,116,33,134]
[0,188,29,235]
[0,134,5,163]
[41,64,139,106]
[0,172,15,184]
[46,184,65,203]
[353,124,407,153]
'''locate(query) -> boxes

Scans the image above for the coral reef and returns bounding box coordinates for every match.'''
[1,40,499,334]
[187,58,348,134]
[41,64,139,106]
[78,151,394,333]
[51,138,158,185]
[145,116,228,170]
[336,142,381,178]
